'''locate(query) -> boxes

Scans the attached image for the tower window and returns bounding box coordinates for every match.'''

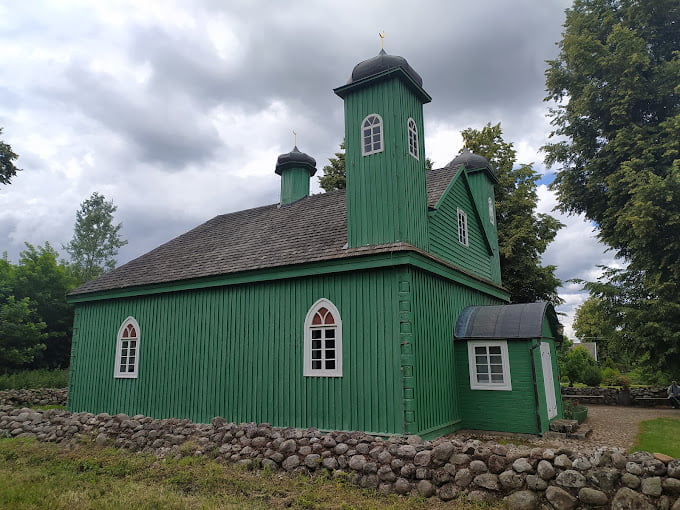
[407,118,419,159]
[458,208,469,246]
[488,197,495,225]
[362,114,384,156]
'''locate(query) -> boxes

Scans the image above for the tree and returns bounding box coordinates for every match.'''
[0,296,46,367]
[0,127,21,185]
[563,345,598,386]
[12,243,78,369]
[318,141,433,192]
[461,123,564,304]
[579,268,680,378]
[572,294,625,366]
[544,0,680,376]
[319,142,347,192]
[65,192,128,283]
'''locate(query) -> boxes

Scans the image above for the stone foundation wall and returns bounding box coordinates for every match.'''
[1,402,679,509]
[0,388,67,407]
[561,386,671,407]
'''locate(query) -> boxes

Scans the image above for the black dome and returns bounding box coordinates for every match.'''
[275,146,317,176]
[447,148,493,172]
[349,49,423,87]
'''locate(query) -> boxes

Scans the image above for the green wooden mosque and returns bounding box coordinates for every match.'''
[67,48,563,438]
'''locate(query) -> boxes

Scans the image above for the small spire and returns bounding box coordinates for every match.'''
[293,129,297,146]
[379,31,385,49]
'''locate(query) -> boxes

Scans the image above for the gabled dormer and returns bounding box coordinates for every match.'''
[427,150,502,285]
[334,50,431,251]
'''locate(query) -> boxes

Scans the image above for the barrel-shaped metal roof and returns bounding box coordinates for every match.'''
[455,302,560,340]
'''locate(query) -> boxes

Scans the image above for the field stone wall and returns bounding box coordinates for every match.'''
[0,388,67,407]
[2,397,680,509]
[561,386,670,406]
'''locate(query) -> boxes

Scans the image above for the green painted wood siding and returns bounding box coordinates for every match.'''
[429,174,500,284]
[280,167,311,205]
[466,171,501,283]
[454,339,540,434]
[409,268,503,438]
[343,78,429,250]
[69,269,405,435]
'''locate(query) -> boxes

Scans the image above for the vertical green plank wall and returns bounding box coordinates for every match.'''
[428,175,497,284]
[343,78,429,250]
[69,268,404,435]
[408,268,504,439]
[454,339,540,434]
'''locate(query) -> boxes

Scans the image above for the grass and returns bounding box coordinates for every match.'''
[630,417,680,457]
[0,438,502,510]
[0,369,69,390]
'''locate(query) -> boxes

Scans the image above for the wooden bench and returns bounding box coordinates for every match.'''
[634,397,673,407]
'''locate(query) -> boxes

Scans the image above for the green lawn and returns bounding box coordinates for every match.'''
[0,438,500,510]
[630,417,680,458]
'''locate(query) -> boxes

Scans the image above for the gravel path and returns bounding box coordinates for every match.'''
[577,405,680,450]
[453,405,680,454]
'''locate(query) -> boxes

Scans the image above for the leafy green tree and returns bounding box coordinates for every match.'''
[563,345,597,386]
[64,192,127,283]
[0,296,46,367]
[0,127,21,185]
[544,0,680,375]
[581,268,680,378]
[13,243,78,369]
[319,142,347,192]
[461,123,564,304]
[318,141,433,192]
[572,294,624,366]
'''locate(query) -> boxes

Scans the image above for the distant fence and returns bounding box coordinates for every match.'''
[561,386,670,407]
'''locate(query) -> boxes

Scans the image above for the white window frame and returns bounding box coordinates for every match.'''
[488,197,495,225]
[407,117,419,160]
[361,114,384,156]
[114,317,140,379]
[467,340,512,391]
[457,208,469,246]
[304,298,343,377]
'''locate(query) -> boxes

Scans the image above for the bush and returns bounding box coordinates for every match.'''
[582,365,603,387]
[0,369,69,390]
[602,367,621,386]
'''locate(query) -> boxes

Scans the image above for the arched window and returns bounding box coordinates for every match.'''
[488,197,495,225]
[362,114,384,156]
[115,317,140,378]
[304,299,342,377]
[407,118,419,159]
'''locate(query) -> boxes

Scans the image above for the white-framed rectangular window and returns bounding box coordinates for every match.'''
[467,340,512,391]
[457,208,469,246]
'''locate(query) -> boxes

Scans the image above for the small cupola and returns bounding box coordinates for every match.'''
[447,148,494,174]
[275,146,317,205]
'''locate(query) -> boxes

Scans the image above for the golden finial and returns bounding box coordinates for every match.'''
[293,130,297,146]
[379,31,385,49]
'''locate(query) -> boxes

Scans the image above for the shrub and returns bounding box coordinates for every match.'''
[582,365,603,387]
[602,367,621,386]
[0,369,69,390]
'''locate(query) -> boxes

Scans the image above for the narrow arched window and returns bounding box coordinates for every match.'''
[304,299,342,377]
[115,317,140,378]
[488,197,495,225]
[362,114,384,156]
[407,118,419,160]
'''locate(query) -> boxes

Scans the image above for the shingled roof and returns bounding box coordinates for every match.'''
[71,166,460,296]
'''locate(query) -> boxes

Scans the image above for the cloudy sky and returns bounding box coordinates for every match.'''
[0,0,620,338]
